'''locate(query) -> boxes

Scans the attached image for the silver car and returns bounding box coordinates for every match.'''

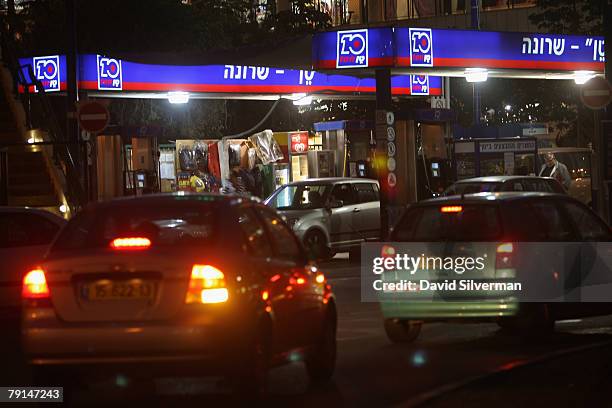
[265,178,381,259]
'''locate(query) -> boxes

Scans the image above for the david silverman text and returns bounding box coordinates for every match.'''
[372,279,522,292]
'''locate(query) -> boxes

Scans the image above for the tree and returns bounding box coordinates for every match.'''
[529,0,603,35]
[261,0,331,37]
[16,0,201,55]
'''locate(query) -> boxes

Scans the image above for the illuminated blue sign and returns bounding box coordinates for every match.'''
[395,28,605,70]
[18,54,443,97]
[97,55,122,90]
[313,27,605,73]
[410,75,429,95]
[32,55,60,92]
[408,28,433,67]
[313,29,394,70]
[337,29,368,68]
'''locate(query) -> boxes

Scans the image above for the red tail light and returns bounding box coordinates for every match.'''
[441,205,463,213]
[110,237,151,250]
[22,268,50,299]
[496,243,515,269]
[185,265,228,304]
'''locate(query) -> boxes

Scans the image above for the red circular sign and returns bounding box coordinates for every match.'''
[580,76,612,110]
[78,101,110,133]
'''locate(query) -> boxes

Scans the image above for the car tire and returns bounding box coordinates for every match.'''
[32,366,76,403]
[498,304,554,336]
[304,230,330,261]
[384,319,422,344]
[305,307,337,385]
[230,324,271,398]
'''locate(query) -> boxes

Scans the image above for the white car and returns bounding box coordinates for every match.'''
[0,207,65,320]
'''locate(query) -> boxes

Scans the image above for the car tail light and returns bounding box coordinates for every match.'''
[110,237,151,250]
[186,264,228,304]
[496,242,515,269]
[22,268,50,299]
[441,205,463,213]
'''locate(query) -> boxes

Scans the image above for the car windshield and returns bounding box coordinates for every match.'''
[444,182,502,195]
[51,201,217,251]
[268,184,331,210]
[393,204,503,241]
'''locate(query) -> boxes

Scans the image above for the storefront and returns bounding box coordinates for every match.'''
[453,137,538,179]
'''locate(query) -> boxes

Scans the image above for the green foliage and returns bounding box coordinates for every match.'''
[529,0,603,35]
[263,0,331,37]
[16,0,200,54]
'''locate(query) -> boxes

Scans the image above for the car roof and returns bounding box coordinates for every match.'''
[454,176,551,183]
[284,177,378,186]
[539,147,592,154]
[418,191,568,205]
[87,192,258,210]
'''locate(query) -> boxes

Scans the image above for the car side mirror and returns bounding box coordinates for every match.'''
[330,199,343,209]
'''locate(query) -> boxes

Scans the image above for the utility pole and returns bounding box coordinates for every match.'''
[604,0,612,222]
[65,0,84,202]
[471,0,481,125]
[375,69,392,236]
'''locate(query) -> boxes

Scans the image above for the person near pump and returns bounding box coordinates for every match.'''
[539,153,571,190]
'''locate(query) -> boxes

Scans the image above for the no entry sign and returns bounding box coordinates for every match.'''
[581,76,612,110]
[78,101,110,133]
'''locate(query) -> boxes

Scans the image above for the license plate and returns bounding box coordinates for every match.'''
[81,279,157,301]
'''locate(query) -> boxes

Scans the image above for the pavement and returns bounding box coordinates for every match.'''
[2,254,612,407]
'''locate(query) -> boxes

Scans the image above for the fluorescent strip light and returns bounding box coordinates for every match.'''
[465,68,488,83]
[168,91,190,104]
[573,71,595,85]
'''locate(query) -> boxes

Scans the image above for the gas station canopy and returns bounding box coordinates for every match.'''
[313,27,605,80]
[18,53,442,100]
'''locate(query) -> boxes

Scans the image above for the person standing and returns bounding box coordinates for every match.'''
[539,153,572,190]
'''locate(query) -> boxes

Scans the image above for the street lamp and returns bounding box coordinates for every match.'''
[504,104,512,112]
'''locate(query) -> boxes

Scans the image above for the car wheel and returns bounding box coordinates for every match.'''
[304,230,329,261]
[498,304,554,336]
[32,366,76,403]
[384,319,422,343]
[230,325,271,398]
[305,308,337,385]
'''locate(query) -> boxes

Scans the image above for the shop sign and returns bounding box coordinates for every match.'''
[290,131,309,154]
[315,27,605,73]
[408,28,433,67]
[410,75,430,95]
[19,54,443,96]
[336,29,368,68]
[97,55,122,90]
[479,140,536,153]
[32,55,61,92]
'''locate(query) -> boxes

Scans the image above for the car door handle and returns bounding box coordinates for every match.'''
[352,208,360,213]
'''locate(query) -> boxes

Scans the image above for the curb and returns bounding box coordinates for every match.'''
[395,339,612,408]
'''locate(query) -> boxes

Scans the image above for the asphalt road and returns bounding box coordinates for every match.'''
[3,254,612,407]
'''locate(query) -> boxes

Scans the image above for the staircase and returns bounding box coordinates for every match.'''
[0,71,60,209]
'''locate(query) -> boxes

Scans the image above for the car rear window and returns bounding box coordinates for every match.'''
[51,201,218,251]
[445,182,501,195]
[392,204,502,241]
